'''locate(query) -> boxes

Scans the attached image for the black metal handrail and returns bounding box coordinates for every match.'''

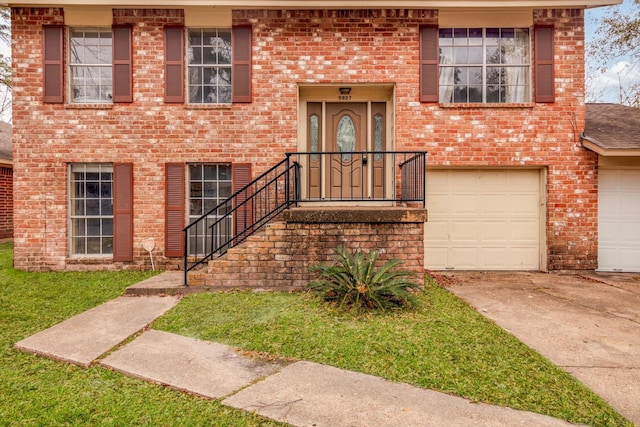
[183,158,298,284]
[183,151,426,285]
[286,151,426,206]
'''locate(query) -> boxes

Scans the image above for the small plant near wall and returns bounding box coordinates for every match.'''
[307,246,421,311]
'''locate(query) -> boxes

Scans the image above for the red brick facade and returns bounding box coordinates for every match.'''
[11,7,597,271]
[0,166,12,239]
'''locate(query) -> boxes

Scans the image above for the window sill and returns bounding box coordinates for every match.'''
[439,102,535,109]
[65,103,113,110]
[66,256,113,264]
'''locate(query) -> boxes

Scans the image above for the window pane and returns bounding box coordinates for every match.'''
[69,164,113,256]
[70,28,112,104]
[103,218,113,236]
[219,165,232,180]
[218,86,232,104]
[439,27,530,104]
[187,28,233,105]
[219,181,232,197]
[102,199,113,216]
[204,182,217,197]
[102,237,113,254]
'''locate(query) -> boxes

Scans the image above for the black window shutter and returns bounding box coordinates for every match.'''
[535,26,555,103]
[43,25,64,104]
[112,25,133,103]
[165,163,185,257]
[419,25,439,103]
[232,26,252,103]
[165,26,185,103]
[113,163,134,262]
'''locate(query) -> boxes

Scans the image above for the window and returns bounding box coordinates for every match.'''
[187,28,232,104]
[70,28,113,103]
[439,28,530,104]
[164,26,251,104]
[69,164,113,256]
[187,164,233,255]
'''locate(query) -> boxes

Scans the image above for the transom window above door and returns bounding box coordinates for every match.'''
[438,28,530,104]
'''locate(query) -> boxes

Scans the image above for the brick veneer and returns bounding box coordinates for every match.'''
[11,7,596,271]
[0,167,12,239]
[189,209,427,290]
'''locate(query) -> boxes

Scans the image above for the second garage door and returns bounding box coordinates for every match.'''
[598,168,640,272]
[424,169,542,270]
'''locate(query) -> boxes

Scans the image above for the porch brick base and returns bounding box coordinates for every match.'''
[189,208,427,291]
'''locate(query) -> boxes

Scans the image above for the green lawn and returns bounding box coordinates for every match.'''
[0,242,283,426]
[0,241,631,426]
[154,282,632,427]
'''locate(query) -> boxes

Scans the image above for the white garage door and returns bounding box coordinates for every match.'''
[425,169,541,270]
[598,169,640,272]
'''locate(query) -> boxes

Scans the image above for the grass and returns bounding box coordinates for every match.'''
[154,283,632,427]
[0,240,631,426]
[0,242,284,426]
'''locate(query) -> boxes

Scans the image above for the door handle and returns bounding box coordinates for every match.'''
[362,155,368,166]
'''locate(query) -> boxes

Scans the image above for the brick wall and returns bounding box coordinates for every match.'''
[0,167,12,239]
[190,218,425,290]
[11,7,596,271]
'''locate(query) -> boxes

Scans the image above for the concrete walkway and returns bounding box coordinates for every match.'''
[13,276,580,427]
[443,271,640,426]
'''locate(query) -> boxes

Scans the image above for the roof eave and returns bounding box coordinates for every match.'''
[582,138,640,157]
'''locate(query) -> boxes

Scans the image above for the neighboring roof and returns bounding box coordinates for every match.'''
[1,0,623,8]
[582,103,640,156]
[0,121,11,167]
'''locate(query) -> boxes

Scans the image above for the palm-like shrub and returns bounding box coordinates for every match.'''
[307,246,421,311]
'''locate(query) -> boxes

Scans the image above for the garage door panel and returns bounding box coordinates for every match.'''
[480,221,509,242]
[479,195,509,215]
[426,194,451,216]
[510,220,540,241]
[450,247,479,269]
[619,171,640,190]
[509,171,539,190]
[479,247,511,269]
[449,221,481,242]
[450,194,478,215]
[424,219,450,241]
[599,169,640,272]
[425,169,541,270]
[511,194,540,215]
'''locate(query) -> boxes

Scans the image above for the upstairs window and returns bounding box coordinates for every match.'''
[188,28,232,104]
[41,25,132,104]
[69,28,113,103]
[438,28,531,104]
[164,25,251,104]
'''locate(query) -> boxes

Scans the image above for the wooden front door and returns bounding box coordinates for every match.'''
[326,103,367,199]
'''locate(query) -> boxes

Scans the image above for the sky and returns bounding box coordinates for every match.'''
[585,0,639,103]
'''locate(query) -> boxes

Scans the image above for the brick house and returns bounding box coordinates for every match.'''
[7,0,622,285]
[0,121,11,239]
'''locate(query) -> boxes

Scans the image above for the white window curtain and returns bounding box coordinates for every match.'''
[503,38,528,103]
[439,48,455,103]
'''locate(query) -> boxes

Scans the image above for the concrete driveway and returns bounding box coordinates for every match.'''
[441,271,640,425]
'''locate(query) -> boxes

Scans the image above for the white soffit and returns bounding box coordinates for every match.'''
[64,6,112,26]
[439,9,533,27]
[184,7,232,27]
